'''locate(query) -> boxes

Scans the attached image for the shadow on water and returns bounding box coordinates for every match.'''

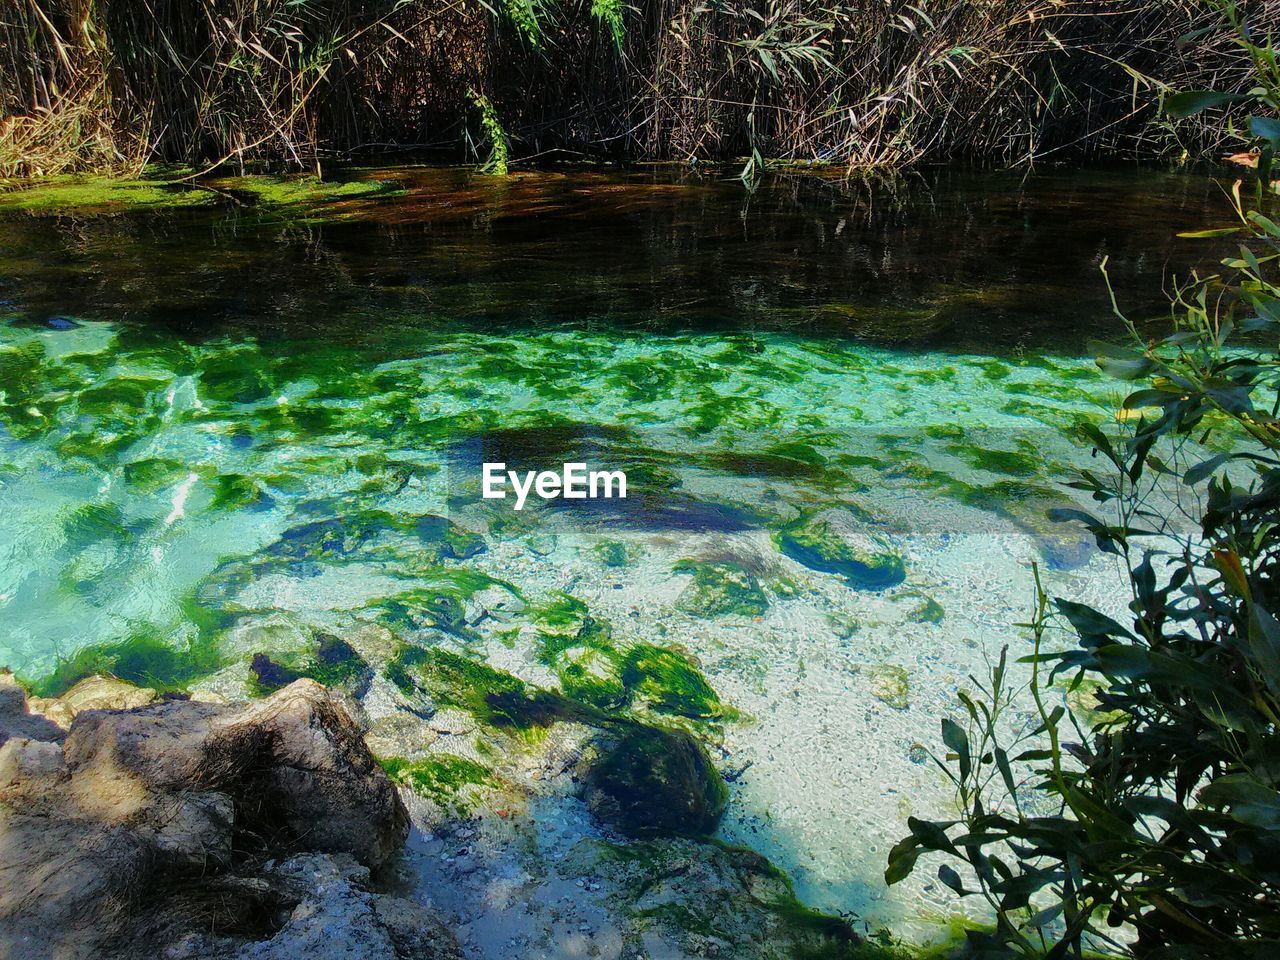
[0,164,1234,355]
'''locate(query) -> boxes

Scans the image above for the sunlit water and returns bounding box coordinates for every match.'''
[0,166,1227,937]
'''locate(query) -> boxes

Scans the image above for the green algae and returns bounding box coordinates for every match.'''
[122,458,190,494]
[586,723,727,837]
[0,173,400,218]
[27,629,222,698]
[379,754,493,812]
[673,559,770,618]
[620,644,727,721]
[904,595,945,625]
[593,539,638,567]
[946,442,1042,478]
[386,645,565,734]
[249,633,371,696]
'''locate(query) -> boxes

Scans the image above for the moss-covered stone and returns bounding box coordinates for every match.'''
[869,664,911,710]
[584,723,727,837]
[621,644,726,721]
[593,539,637,568]
[776,513,905,590]
[386,646,567,734]
[27,630,222,698]
[903,594,945,625]
[379,754,493,814]
[674,559,770,618]
[249,633,372,697]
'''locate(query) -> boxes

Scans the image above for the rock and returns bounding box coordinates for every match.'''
[463,584,526,625]
[526,532,558,557]
[583,723,726,837]
[909,598,944,624]
[216,854,461,960]
[26,673,159,729]
[0,678,410,960]
[776,510,905,590]
[674,559,770,618]
[560,837,859,959]
[0,670,64,746]
[207,679,409,868]
[869,664,911,710]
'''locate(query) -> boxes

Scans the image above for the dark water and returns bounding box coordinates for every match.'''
[0,165,1229,351]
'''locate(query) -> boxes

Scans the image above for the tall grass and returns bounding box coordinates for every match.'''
[0,1,1263,178]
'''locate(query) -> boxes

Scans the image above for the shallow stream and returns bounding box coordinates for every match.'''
[0,165,1230,940]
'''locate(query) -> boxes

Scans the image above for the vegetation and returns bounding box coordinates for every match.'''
[887,4,1280,955]
[0,1,1261,178]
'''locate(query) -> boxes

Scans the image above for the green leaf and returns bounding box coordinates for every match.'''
[1165,89,1250,117]
[884,836,922,885]
[1177,227,1244,238]
[1199,774,1280,830]
[942,719,970,781]
[1055,600,1132,640]
[1250,115,1280,151]
[1184,453,1231,486]
[1247,604,1280,697]
[938,863,968,895]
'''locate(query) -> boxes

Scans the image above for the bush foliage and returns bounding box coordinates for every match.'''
[887,4,1280,956]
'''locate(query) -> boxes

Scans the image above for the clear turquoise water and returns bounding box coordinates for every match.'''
[0,166,1224,933]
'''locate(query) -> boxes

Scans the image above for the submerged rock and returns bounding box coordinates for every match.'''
[674,559,770,618]
[163,854,462,960]
[583,723,727,837]
[776,510,905,589]
[869,664,911,710]
[0,678,420,960]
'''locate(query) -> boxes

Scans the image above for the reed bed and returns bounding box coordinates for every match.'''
[0,1,1265,177]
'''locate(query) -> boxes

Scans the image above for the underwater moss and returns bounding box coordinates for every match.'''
[0,172,400,217]
[197,350,277,405]
[905,595,945,625]
[585,723,727,837]
[379,754,493,812]
[386,646,567,733]
[593,539,637,568]
[620,644,726,721]
[946,442,1042,478]
[75,376,167,418]
[209,474,268,511]
[28,630,222,698]
[250,633,372,696]
[410,514,487,559]
[673,559,770,618]
[122,458,191,494]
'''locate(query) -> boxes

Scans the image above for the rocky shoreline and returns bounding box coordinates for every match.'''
[0,668,862,959]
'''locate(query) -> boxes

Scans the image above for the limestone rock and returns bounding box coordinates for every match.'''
[0,678,411,960]
[0,670,63,746]
[40,674,158,726]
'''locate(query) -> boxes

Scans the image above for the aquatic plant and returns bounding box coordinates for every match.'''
[584,723,727,837]
[379,754,494,813]
[29,629,222,698]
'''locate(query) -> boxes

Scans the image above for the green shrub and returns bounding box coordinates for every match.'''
[887,7,1280,955]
